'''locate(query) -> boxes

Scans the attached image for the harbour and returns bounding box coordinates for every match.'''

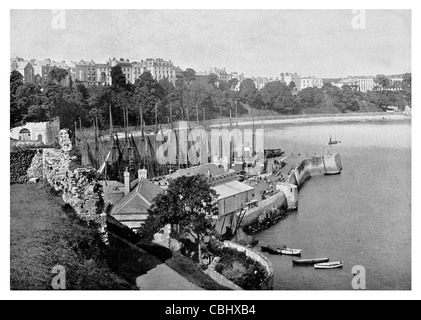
[255,120,411,290]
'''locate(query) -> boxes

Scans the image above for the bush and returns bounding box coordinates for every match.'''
[10,148,37,184]
[209,245,267,290]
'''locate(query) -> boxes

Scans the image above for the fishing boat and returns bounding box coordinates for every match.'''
[314,261,344,269]
[280,248,302,256]
[328,134,341,146]
[260,245,281,255]
[293,258,330,266]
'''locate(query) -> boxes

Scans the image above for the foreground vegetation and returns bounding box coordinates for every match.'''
[10,182,136,290]
[11,181,226,290]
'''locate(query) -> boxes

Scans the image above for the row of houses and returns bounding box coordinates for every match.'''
[253,73,405,93]
[195,67,245,91]
[10,57,183,87]
[11,56,405,94]
[253,73,323,92]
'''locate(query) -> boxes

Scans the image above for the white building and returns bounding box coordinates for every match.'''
[140,58,177,84]
[298,77,323,91]
[356,77,375,92]
[10,118,60,145]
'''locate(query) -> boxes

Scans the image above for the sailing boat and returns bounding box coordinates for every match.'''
[328,134,341,146]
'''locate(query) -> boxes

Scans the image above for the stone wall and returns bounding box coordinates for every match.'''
[20,129,109,243]
[289,154,342,187]
[223,241,274,290]
[27,149,44,181]
[42,147,107,242]
[241,192,287,227]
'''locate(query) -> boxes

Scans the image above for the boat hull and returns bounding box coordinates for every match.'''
[280,249,302,256]
[261,246,281,255]
[293,258,330,265]
[324,171,342,176]
[314,262,343,269]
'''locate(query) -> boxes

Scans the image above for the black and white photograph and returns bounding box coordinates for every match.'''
[3,2,419,302]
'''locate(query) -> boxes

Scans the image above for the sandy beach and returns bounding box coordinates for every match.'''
[209,112,410,128]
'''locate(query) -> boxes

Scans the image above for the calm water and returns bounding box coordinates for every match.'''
[255,120,411,290]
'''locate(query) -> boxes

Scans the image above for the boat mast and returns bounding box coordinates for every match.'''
[252,116,256,156]
[109,103,113,139]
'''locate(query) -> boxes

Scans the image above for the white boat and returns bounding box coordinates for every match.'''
[314,261,344,269]
[280,248,302,256]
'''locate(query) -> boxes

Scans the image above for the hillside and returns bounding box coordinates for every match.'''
[10,182,136,290]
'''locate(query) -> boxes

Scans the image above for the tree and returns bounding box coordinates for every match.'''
[14,83,45,124]
[374,74,391,91]
[288,81,296,90]
[182,80,214,120]
[228,78,239,91]
[134,72,165,125]
[182,68,197,84]
[297,87,323,111]
[144,175,218,264]
[239,78,262,109]
[207,73,219,88]
[111,65,127,90]
[10,71,24,127]
[260,81,283,109]
[47,67,69,85]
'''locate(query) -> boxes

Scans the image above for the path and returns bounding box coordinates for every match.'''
[136,264,202,290]
[113,235,203,290]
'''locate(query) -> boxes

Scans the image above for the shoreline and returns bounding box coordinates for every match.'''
[209,112,410,128]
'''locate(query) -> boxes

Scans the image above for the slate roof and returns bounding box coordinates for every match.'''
[110,178,163,215]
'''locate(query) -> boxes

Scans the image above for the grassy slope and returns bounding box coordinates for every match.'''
[10,183,136,290]
[11,182,227,290]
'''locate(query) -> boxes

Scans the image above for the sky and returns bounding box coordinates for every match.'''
[10,9,411,78]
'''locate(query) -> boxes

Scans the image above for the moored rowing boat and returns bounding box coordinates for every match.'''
[280,248,302,256]
[293,258,330,265]
[314,261,344,269]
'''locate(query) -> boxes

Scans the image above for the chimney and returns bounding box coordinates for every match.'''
[124,167,130,196]
[138,168,148,181]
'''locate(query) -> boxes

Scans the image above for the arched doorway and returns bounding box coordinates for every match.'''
[19,128,31,141]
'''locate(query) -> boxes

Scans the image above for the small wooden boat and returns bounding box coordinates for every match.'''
[264,149,285,159]
[324,171,342,176]
[280,248,302,256]
[328,134,341,146]
[293,258,330,266]
[261,245,281,255]
[314,261,344,269]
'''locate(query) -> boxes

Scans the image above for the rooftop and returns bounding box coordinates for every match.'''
[212,180,254,200]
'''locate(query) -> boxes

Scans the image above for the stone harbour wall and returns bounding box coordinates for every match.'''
[289,153,342,187]
[241,192,287,227]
